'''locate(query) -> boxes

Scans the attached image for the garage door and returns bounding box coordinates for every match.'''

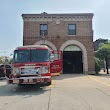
[63,45,83,74]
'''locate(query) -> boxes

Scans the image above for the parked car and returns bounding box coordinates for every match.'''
[0,64,12,78]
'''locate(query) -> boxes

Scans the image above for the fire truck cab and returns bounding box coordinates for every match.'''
[8,45,62,86]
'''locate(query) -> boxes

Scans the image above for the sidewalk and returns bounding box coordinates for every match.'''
[98,69,110,76]
[97,70,110,77]
[99,69,106,74]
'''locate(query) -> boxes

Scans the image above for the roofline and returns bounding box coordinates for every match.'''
[22,12,94,18]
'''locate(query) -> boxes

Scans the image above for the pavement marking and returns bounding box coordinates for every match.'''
[88,75,110,87]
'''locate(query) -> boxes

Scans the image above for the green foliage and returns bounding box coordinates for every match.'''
[94,57,101,74]
[96,43,110,60]
[98,43,105,48]
[95,43,110,74]
[9,58,13,64]
[0,56,5,64]
[0,56,13,64]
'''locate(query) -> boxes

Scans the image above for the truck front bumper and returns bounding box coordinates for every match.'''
[7,76,51,86]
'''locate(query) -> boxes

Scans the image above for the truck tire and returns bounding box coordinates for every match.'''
[45,81,51,86]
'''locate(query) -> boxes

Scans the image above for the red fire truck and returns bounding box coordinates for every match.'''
[7,45,62,86]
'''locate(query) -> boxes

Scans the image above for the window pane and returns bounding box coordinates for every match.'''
[40,30,48,35]
[68,24,76,35]
[40,24,48,35]
[69,24,75,30]
[44,30,48,35]
[14,50,30,63]
[31,50,50,62]
[43,25,47,30]
[6,65,11,68]
[40,25,43,30]
[68,30,76,35]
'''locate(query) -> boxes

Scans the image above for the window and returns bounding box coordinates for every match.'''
[13,50,50,63]
[68,24,76,35]
[31,50,50,62]
[14,50,30,63]
[40,24,48,35]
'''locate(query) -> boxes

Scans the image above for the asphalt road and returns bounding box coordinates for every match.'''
[1,74,110,110]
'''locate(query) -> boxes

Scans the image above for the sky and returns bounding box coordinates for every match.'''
[0,0,110,56]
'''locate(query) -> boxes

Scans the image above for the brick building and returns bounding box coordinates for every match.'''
[22,12,95,74]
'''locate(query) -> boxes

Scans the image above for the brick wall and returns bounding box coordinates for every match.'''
[22,13,95,73]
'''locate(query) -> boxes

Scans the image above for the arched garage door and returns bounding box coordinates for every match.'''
[63,45,83,74]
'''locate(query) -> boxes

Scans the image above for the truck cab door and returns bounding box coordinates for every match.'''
[50,50,63,76]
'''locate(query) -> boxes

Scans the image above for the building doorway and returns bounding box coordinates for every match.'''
[63,45,83,74]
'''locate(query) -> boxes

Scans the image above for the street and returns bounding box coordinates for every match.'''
[1,74,110,110]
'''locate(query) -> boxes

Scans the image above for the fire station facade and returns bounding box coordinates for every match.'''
[22,12,95,74]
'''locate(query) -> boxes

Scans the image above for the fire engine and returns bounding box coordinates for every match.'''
[7,45,62,86]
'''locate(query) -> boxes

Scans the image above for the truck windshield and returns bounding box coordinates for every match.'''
[13,49,50,63]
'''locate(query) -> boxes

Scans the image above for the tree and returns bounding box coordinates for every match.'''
[9,58,13,64]
[0,56,11,64]
[94,57,101,74]
[0,56,6,64]
[95,43,110,74]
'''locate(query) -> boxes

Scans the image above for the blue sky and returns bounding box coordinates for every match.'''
[0,0,110,56]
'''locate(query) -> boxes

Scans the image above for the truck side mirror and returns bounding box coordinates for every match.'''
[50,54,55,62]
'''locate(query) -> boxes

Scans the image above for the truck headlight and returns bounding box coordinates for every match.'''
[39,66,49,74]
[12,67,20,76]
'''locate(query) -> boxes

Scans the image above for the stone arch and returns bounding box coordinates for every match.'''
[60,40,88,73]
[34,40,57,50]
